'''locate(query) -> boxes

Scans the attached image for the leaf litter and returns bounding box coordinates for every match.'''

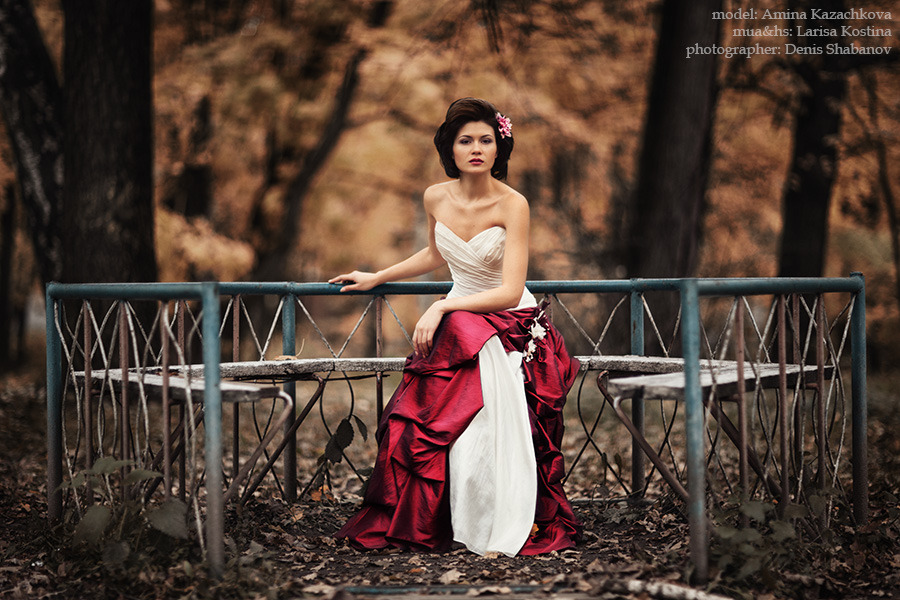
[2,374,900,599]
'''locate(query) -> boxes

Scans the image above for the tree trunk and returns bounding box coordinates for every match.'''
[0,185,14,366]
[624,0,721,351]
[860,71,900,312]
[0,0,63,283]
[251,48,365,282]
[625,0,721,279]
[777,1,847,278]
[61,0,157,283]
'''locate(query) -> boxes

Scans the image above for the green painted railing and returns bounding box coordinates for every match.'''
[46,275,867,583]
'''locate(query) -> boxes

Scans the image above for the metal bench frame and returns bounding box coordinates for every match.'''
[45,276,867,582]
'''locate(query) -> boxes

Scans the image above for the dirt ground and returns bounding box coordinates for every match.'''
[2,364,900,600]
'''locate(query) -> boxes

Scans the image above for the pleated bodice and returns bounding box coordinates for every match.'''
[434,221,536,309]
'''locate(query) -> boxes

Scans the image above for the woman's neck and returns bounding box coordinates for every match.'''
[457,172,496,202]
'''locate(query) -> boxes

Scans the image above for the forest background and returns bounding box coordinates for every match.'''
[0,0,899,598]
[1,0,898,363]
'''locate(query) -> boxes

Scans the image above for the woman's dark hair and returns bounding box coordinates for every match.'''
[433,98,514,180]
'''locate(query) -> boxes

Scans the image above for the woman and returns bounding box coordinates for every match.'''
[331,98,581,556]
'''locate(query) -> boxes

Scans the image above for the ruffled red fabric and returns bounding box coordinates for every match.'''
[335,304,582,554]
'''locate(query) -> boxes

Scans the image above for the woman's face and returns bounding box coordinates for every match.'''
[452,121,497,176]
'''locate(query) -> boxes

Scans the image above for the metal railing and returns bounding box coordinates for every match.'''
[678,274,867,581]
[45,275,867,582]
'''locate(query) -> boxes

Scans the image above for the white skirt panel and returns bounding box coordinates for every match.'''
[448,335,537,556]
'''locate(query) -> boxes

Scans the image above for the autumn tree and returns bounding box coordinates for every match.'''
[612,0,721,354]
[245,2,379,281]
[775,0,849,277]
[0,0,63,283]
[721,0,897,278]
[61,0,157,283]
[625,0,722,280]
[0,0,157,286]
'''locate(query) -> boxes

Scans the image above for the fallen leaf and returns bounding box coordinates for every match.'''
[586,558,606,573]
[301,583,334,595]
[466,585,512,596]
[439,568,464,584]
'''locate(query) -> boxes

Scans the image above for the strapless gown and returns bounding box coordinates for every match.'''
[335,221,582,555]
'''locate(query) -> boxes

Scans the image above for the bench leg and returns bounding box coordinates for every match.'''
[564,372,630,493]
[597,381,689,502]
[705,396,782,499]
[600,380,784,505]
[143,406,205,503]
[239,376,328,504]
[224,390,297,504]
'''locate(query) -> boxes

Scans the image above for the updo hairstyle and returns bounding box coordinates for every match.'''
[433,98,514,180]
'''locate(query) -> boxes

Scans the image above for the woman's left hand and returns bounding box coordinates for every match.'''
[413,300,446,356]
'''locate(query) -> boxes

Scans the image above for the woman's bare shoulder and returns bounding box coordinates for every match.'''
[424,181,455,197]
[423,181,455,210]
[498,184,529,215]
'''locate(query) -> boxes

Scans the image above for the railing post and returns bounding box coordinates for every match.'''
[791,293,803,474]
[282,294,297,502]
[161,301,172,500]
[680,279,708,584]
[630,287,645,355]
[177,300,187,502]
[201,282,224,579]
[815,295,827,495]
[46,288,63,523]
[232,295,241,481]
[375,295,384,423]
[850,272,868,525]
[735,297,749,525]
[83,300,94,503]
[119,301,131,498]
[777,294,789,517]
[629,285,645,497]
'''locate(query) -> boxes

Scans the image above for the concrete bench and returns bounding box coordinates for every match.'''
[149,354,690,380]
[605,361,824,399]
[79,368,283,403]
[77,354,829,507]
[74,369,294,504]
[598,361,832,501]
[79,354,689,504]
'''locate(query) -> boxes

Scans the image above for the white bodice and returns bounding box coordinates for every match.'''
[434,221,536,310]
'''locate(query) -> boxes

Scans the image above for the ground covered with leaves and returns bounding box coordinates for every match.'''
[2,367,900,599]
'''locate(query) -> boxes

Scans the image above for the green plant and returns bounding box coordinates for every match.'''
[307,414,372,500]
[57,456,192,568]
[708,492,847,594]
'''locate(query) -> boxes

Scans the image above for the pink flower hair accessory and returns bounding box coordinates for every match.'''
[495,112,512,139]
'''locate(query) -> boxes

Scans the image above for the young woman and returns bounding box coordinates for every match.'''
[330,98,581,556]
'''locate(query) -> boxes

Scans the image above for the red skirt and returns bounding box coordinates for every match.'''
[335,304,582,554]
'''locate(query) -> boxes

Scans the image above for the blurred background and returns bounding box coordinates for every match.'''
[0,0,898,369]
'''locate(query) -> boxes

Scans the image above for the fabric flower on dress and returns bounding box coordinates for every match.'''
[525,339,538,362]
[495,113,512,139]
[524,309,548,362]
[529,321,547,341]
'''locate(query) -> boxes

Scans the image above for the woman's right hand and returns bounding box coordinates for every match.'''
[328,271,380,292]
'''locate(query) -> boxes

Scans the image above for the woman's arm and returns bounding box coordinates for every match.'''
[329,244,445,292]
[412,194,530,354]
[329,193,446,292]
